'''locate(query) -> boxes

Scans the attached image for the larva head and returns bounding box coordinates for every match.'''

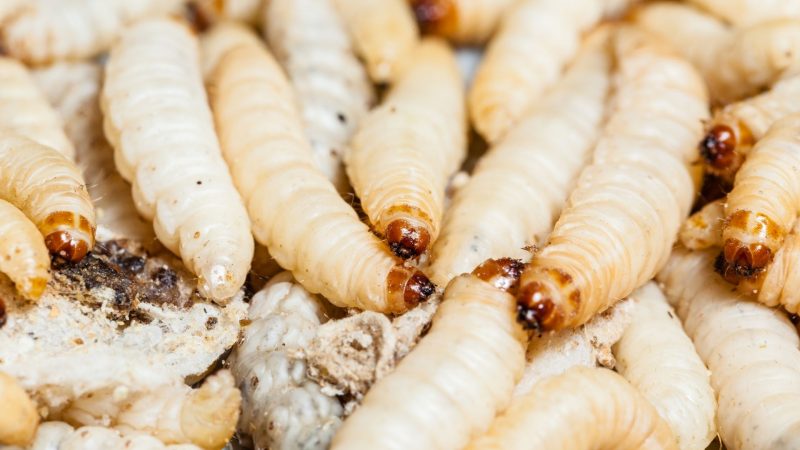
[515,268,575,332]
[387,265,435,312]
[0,298,5,327]
[700,124,737,170]
[41,212,95,263]
[386,219,432,259]
[409,0,457,36]
[720,210,782,280]
[472,258,524,292]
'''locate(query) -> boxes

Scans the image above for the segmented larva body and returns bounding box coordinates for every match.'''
[0,0,181,65]
[209,37,433,313]
[0,133,95,262]
[429,28,611,286]
[742,220,800,313]
[0,200,49,301]
[613,282,717,450]
[198,21,263,83]
[331,259,528,450]
[331,0,419,83]
[347,38,466,259]
[0,372,38,447]
[0,57,74,159]
[265,0,373,194]
[686,0,800,27]
[230,272,343,450]
[468,0,632,143]
[190,0,263,25]
[408,0,519,44]
[466,367,678,450]
[515,27,708,331]
[10,422,202,450]
[102,19,254,303]
[679,199,725,250]
[660,248,800,450]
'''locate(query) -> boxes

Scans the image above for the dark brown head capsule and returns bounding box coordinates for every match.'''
[699,124,737,170]
[409,0,456,35]
[45,231,90,263]
[472,258,524,292]
[386,219,431,259]
[0,298,6,328]
[387,265,435,311]
[515,281,562,332]
[722,239,772,279]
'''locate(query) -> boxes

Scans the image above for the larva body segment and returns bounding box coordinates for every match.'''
[429,28,611,286]
[330,261,528,450]
[13,422,203,450]
[659,248,800,450]
[347,38,466,259]
[0,200,49,301]
[265,0,374,194]
[209,37,433,313]
[613,282,717,450]
[743,220,800,312]
[515,27,708,331]
[686,0,800,27]
[0,372,38,447]
[679,199,725,250]
[102,19,254,303]
[198,21,263,83]
[466,366,678,450]
[409,0,519,44]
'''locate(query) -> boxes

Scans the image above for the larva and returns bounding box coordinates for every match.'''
[102,19,254,303]
[189,0,263,26]
[6,422,202,450]
[230,272,343,450]
[264,0,374,194]
[0,0,181,66]
[468,0,633,143]
[739,220,800,312]
[659,247,800,450]
[331,0,419,83]
[346,38,466,259]
[330,258,528,450]
[198,21,263,83]
[685,0,800,27]
[408,0,520,44]
[0,200,49,301]
[209,34,434,313]
[0,372,38,447]
[613,282,717,450]
[466,366,678,450]
[679,199,725,250]
[515,27,708,331]
[0,57,74,159]
[429,28,611,286]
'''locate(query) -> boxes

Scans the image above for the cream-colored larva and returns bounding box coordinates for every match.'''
[102,19,253,303]
[264,0,373,194]
[659,247,800,450]
[331,0,418,83]
[408,0,520,44]
[190,0,263,25]
[0,200,49,301]
[613,282,716,450]
[5,422,202,450]
[0,372,38,447]
[679,199,725,250]
[0,0,181,66]
[330,259,528,450]
[198,21,263,83]
[468,0,633,143]
[230,272,343,450]
[0,57,74,159]
[209,36,434,313]
[466,366,678,450]
[346,38,466,259]
[515,27,708,331]
[429,28,611,286]
[685,0,800,27]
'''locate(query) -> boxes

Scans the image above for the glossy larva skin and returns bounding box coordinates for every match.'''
[686,0,800,27]
[8,422,202,450]
[613,282,717,450]
[102,19,253,304]
[410,0,519,44]
[330,275,528,450]
[659,248,800,450]
[265,0,373,194]
[466,367,678,450]
[429,29,610,287]
[0,372,38,447]
[0,200,49,301]
[679,199,725,250]
[0,58,74,159]
[0,0,180,65]
[198,22,262,83]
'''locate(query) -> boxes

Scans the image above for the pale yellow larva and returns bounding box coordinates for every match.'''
[679,199,725,250]
[686,0,800,27]
[14,422,203,450]
[0,200,49,301]
[0,372,38,447]
[408,0,520,45]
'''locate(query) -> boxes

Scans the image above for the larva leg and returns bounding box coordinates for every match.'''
[659,247,800,450]
[515,27,708,331]
[330,259,528,450]
[21,422,203,450]
[466,366,678,450]
[0,372,38,447]
[102,19,254,303]
[685,0,800,27]
[680,199,725,250]
[208,32,433,313]
[409,0,519,45]
[198,22,264,83]
[0,200,49,301]
[264,0,374,194]
[429,27,611,286]
[347,38,466,259]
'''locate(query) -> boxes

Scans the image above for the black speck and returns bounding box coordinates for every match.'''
[205,316,218,330]
[336,112,347,124]
[667,311,674,319]
[196,180,202,185]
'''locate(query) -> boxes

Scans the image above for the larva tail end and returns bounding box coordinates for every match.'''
[515,280,562,332]
[472,258,524,292]
[18,277,48,301]
[410,0,456,35]
[386,219,432,259]
[44,231,91,263]
[387,266,436,312]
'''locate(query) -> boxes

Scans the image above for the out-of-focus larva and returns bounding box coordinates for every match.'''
[466,366,678,450]
[230,272,343,450]
[264,0,373,194]
[0,57,74,159]
[429,28,611,286]
[468,0,633,143]
[5,422,203,450]
[408,0,519,44]
[613,282,716,450]
[0,0,181,65]
[198,21,263,83]
[331,0,418,83]
[209,34,434,313]
[101,19,254,303]
[515,27,708,331]
[0,372,38,447]
[330,259,528,450]
[659,247,800,450]
[0,200,49,301]
[346,38,466,259]
[679,199,725,250]
[685,0,800,27]
[189,0,263,25]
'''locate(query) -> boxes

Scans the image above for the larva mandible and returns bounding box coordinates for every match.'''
[659,247,800,450]
[515,27,708,332]
[265,0,374,194]
[346,38,466,259]
[613,282,717,450]
[0,200,49,301]
[685,0,800,27]
[0,372,38,447]
[209,37,434,313]
[198,21,263,83]
[101,19,254,303]
[9,422,203,450]
[330,258,528,450]
[429,27,611,287]
[679,199,725,250]
[408,0,519,45]
[465,366,678,450]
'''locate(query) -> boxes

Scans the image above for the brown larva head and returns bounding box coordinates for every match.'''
[387,265,435,312]
[472,258,524,292]
[41,212,95,263]
[700,124,737,170]
[386,219,431,259]
[0,297,6,328]
[515,280,563,332]
[722,239,772,279]
[45,231,90,263]
[409,0,457,36]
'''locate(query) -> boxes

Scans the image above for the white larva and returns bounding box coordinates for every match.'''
[741,220,800,313]
[102,19,254,303]
[685,0,800,27]
[408,0,520,45]
[198,21,263,83]
[679,199,725,250]
[0,372,38,447]
[2,422,203,450]
[0,200,49,301]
